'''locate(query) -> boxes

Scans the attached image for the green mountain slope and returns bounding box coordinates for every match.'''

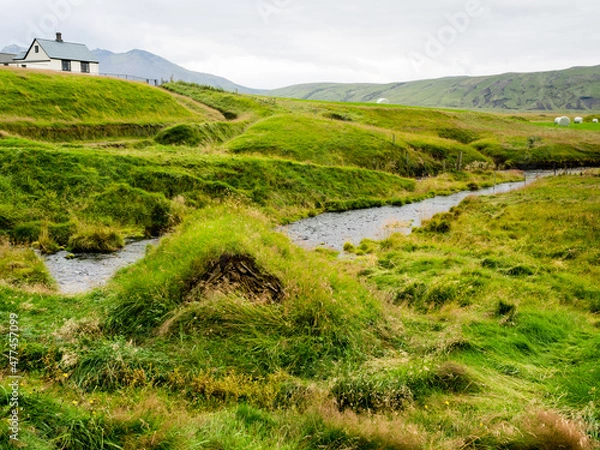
[270,65,600,111]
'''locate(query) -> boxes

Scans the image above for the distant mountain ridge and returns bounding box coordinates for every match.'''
[269,65,600,111]
[91,49,260,94]
[1,44,24,55]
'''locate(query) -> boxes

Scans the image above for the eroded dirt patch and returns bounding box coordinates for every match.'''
[186,253,284,303]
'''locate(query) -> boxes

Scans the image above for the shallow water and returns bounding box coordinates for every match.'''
[282,170,586,251]
[42,169,590,294]
[42,238,159,295]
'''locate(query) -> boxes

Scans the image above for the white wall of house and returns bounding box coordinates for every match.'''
[15,59,99,75]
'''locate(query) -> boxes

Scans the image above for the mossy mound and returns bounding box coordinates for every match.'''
[104,205,383,376]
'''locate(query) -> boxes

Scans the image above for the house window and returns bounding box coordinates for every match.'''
[81,61,90,73]
[35,45,39,53]
[62,60,71,72]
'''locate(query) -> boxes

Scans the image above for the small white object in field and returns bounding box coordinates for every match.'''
[557,116,571,127]
[377,98,390,104]
[574,117,584,124]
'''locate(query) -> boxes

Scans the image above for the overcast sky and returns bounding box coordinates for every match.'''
[1,0,599,89]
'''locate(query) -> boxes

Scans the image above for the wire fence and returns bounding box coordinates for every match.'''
[99,72,161,86]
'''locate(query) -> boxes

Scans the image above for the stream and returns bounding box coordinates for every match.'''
[42,238,159,295]
[43,169,589,294]
[281,169,587,251]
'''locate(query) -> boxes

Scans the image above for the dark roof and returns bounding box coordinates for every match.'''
[15,38,98,63]
[0,52,15,63]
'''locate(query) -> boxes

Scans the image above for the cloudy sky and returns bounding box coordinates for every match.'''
[1,0,598,89]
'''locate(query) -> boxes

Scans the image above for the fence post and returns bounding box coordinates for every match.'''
[456,151,463,171]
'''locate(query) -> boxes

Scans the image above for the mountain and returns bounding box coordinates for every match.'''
[91,49,260,94]
[1,44,25,55]
[269,65,600,111]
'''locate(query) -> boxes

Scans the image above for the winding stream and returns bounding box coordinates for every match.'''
[42,238,159,295]
[43,169,589,294]
[282,169,586,251]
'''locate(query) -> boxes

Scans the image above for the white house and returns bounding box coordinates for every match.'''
[7,33,99,75]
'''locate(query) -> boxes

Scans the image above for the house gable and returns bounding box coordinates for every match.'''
[18,39,52,63]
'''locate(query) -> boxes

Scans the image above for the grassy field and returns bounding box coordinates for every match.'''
[1,174,599,449]
[0,70,599,449]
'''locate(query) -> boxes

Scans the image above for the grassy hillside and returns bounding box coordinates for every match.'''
[0,68,198,122]
[0,73,598,254]
[164,83,600,175]
[0,69,599,449]
[270,65,600,112]
[227,113,486,176]
[0,67,208,140]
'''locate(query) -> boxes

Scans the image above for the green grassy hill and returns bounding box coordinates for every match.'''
[270,65,600,111]
[0,68,201,122]
[0,67,211,140]
[0,71,599,449]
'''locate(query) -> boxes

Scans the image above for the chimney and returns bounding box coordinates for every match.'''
[56,32,63,42]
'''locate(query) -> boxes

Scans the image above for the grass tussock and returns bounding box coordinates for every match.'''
[0,237,53,287]
[154,121,247,146]
[68,223,125,253]
[104,204,383,377]
[516,410,592,450]
[303,403,425,450]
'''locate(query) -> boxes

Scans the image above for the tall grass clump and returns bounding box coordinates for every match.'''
[0,390,182,449]
[68,222,124,253]
[105,204,384,376]
[0,237,53,287]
